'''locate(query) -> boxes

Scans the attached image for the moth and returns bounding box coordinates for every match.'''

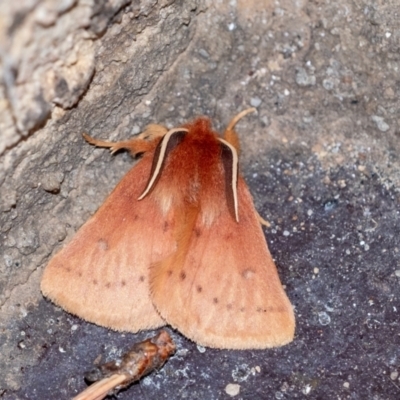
[41,108,295,349]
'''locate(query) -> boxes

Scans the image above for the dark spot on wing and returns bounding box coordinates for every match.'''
[139,275,145,282]
[167,270,173,277]
[213,297,219,304]
[194,228,202,237]
[105,282,111,289]
[180,271,186,280]
[196,285,202,293]
[93,279,98,285]
[121,280,126,287]
[227,303,233,310]
[163,221,169,232]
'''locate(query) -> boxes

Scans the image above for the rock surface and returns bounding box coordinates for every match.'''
[1,0,399,398]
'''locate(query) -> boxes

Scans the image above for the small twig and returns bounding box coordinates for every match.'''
[72,330,176,400]
[73,374,127,400]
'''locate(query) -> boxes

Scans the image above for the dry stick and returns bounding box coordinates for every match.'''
[73,374,127,400]
[72,330,176,400]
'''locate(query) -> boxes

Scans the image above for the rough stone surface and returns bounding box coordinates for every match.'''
[1,0,400,399]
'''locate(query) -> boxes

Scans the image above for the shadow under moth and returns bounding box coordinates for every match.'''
[41,108,295,349]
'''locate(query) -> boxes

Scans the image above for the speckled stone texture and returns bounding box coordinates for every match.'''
[1,0,399,399]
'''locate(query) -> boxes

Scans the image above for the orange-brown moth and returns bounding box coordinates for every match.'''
[41,108,295,349]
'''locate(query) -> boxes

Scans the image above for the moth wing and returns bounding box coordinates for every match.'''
[150,177,295,349]
[41,156,175,331]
